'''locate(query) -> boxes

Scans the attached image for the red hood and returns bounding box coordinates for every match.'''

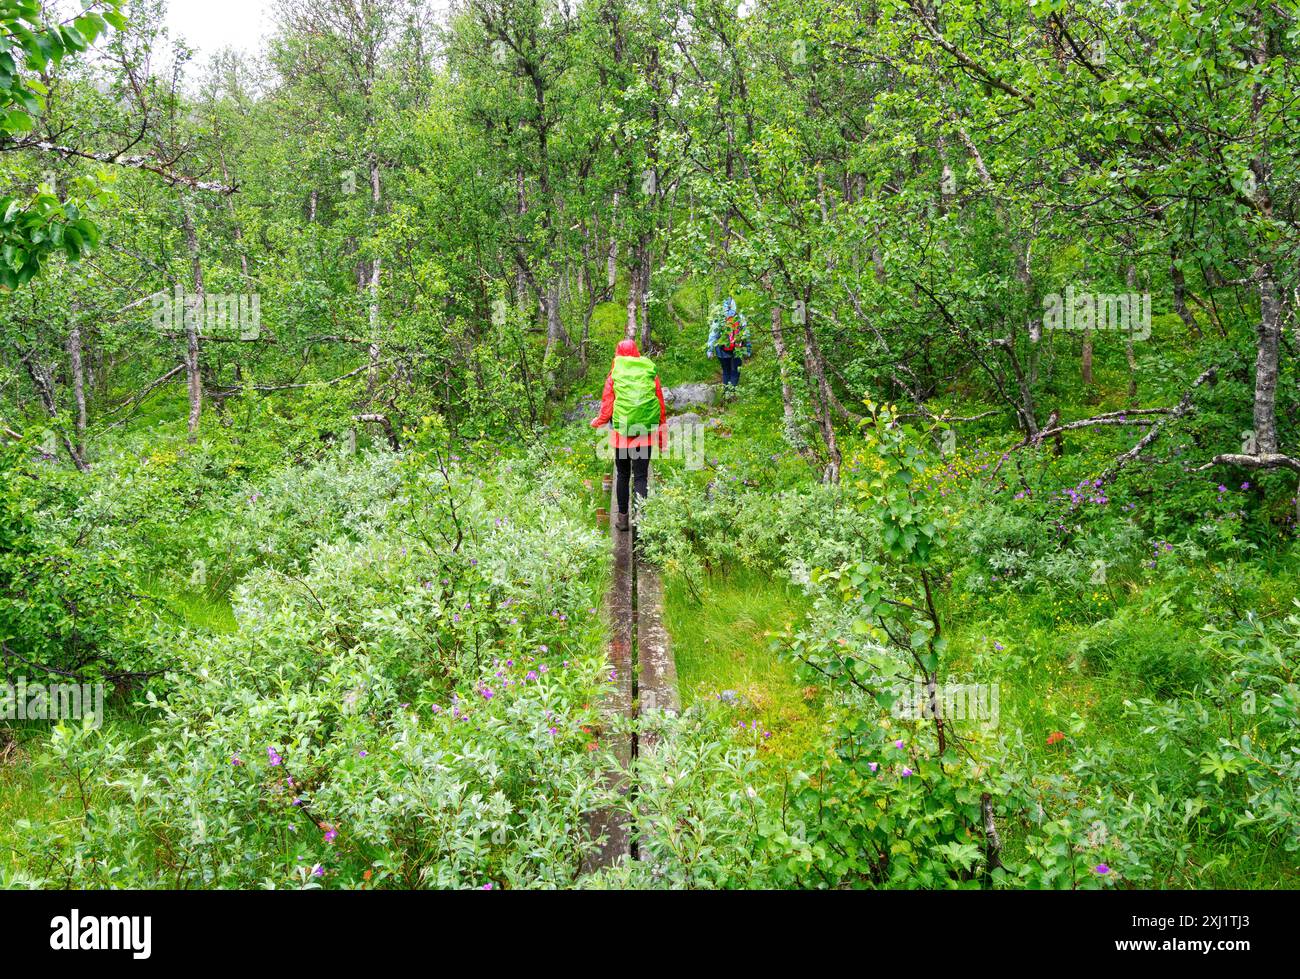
[614,339,641,358]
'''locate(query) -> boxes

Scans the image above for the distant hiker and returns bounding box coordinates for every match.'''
[706,296,752,392]
[590,339,668,532]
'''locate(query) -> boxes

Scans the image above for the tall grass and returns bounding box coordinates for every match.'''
[662,567,822,762]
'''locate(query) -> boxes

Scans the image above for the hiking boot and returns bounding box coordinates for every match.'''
[615,511,630,531]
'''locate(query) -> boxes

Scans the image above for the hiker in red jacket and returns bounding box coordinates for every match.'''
[590,339,668,531]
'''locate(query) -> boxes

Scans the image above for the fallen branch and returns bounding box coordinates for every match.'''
[352,413,401,451]
[1196,452,1300,475]
[1,641,170,687]
[1099,366,1218,484]
[99,363,185,432]
[305,335,370,345]
[210,361,384,397]
[1035,415,1159,440]
[992,408,1162,472]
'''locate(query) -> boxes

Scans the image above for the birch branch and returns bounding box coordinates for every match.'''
[1098,366,1219,483]
[6,139,238,195]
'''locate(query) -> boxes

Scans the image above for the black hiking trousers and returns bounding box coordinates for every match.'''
[615,444,651,515]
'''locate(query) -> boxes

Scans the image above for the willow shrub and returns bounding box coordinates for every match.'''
[2,449,624,889]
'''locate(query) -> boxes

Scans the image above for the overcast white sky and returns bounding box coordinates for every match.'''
[164,0,278,58]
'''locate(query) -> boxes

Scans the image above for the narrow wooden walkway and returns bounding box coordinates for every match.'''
[581,463,680,871]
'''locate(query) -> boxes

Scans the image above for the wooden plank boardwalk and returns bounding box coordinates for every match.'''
[582,461,679,870]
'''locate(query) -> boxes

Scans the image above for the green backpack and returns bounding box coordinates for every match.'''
[611,356,660,438]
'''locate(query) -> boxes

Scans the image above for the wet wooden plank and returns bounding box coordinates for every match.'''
[636,565,679,751]
[603,514,635,760]
[584,454,684,868]
[582,463,635,871]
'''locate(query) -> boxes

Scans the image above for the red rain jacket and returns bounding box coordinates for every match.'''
[590,339,668,450]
